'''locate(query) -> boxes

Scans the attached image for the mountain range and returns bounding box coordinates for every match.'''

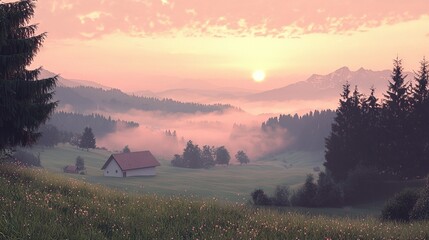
[247,67,413,101]
[40,67,415,110]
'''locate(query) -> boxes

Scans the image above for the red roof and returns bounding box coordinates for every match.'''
[101,151,160,171]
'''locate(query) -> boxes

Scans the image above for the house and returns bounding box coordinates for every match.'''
[101,151,161,177]
[63,165,78,174]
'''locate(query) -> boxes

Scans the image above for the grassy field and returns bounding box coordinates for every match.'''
[1,164,429,239]
[23,144,325,204]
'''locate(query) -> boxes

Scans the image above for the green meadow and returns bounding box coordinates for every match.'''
[1,164,429,239]
[19,144,401,217]
[24,144,324,203]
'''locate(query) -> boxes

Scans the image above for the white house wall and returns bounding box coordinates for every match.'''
[126,167,156,177]
[104,159,123,177]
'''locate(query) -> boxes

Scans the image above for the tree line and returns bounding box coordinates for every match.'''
[171,141,249,168]
[47,111,139,137]
[325,57,429,181]
[55,86,237,114]
[262,110,335,151]
[252,57,429,209]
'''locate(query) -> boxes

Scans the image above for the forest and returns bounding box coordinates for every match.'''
[262,110,335,151]
[54,86,236,114]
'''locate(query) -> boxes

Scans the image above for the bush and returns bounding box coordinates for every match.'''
[291,174,317,207]
[272,185,290,206]
[12,150,41,167]
[410,177,429,220]
[342,165,382,204]
[251,189,271,206]
[381,188,420,222]
[314,172,343,207]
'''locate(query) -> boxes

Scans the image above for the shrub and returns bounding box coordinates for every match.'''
[251,189,271,206]
[381,188,420,222]
[314,171,343,207]
[12,150,41,167]
[410,177,429,220]
[291,174,317,207]
[342,165,382,204]
[272,185,290,206]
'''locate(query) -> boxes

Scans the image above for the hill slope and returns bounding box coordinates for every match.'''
[1,164,428,239]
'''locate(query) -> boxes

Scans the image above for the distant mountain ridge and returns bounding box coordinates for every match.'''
[39,69,112,90]
[247,67,414,101]
[39,69,236,114]
[54,86,236,114]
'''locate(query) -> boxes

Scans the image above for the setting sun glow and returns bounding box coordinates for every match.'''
[252,70,266,82]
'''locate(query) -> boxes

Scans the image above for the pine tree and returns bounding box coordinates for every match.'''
[324,83,363,181]
[75,156,85,171]
[0,1,57,152]
[412,57,429,104]
[360,87,382,167]
[382,58,411,176]
[79,127,96,150]
[384,57,410,115]
[410,57,429,175]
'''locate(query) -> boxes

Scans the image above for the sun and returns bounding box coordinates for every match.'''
[252,70,266,82]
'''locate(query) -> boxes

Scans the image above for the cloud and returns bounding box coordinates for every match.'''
[33,0,429,39]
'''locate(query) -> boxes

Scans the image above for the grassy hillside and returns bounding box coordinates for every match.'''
[25,144,325,203]
[1,164,429,239]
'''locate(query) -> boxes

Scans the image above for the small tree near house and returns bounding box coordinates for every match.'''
[123,145,131,153]
[75,156,85,171]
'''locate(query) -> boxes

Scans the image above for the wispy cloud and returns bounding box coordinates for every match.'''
[34,0,429,39]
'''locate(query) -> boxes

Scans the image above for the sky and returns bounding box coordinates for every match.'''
[23,0,429,92]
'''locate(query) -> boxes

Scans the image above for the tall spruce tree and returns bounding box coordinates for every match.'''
[79,127,96,150]
[360,87,382,167]
[410,57,429,175]
[0,0,57,153]
[382,58,411,176]
[325,83,364,181]
[412,57,429,104]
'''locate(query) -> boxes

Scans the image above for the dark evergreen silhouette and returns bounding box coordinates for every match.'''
[409,58,429,175]
[382,58,412,176]
[235,150,250,165]
[79,127,96,150]
[325,57,429,181]
[324,83,365,181]
[0,0,57,152]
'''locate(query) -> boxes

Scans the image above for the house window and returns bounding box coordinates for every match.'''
[107,171,109,174]
[116,170,118,173]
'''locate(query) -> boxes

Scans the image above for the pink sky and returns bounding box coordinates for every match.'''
[26,0,429,91]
